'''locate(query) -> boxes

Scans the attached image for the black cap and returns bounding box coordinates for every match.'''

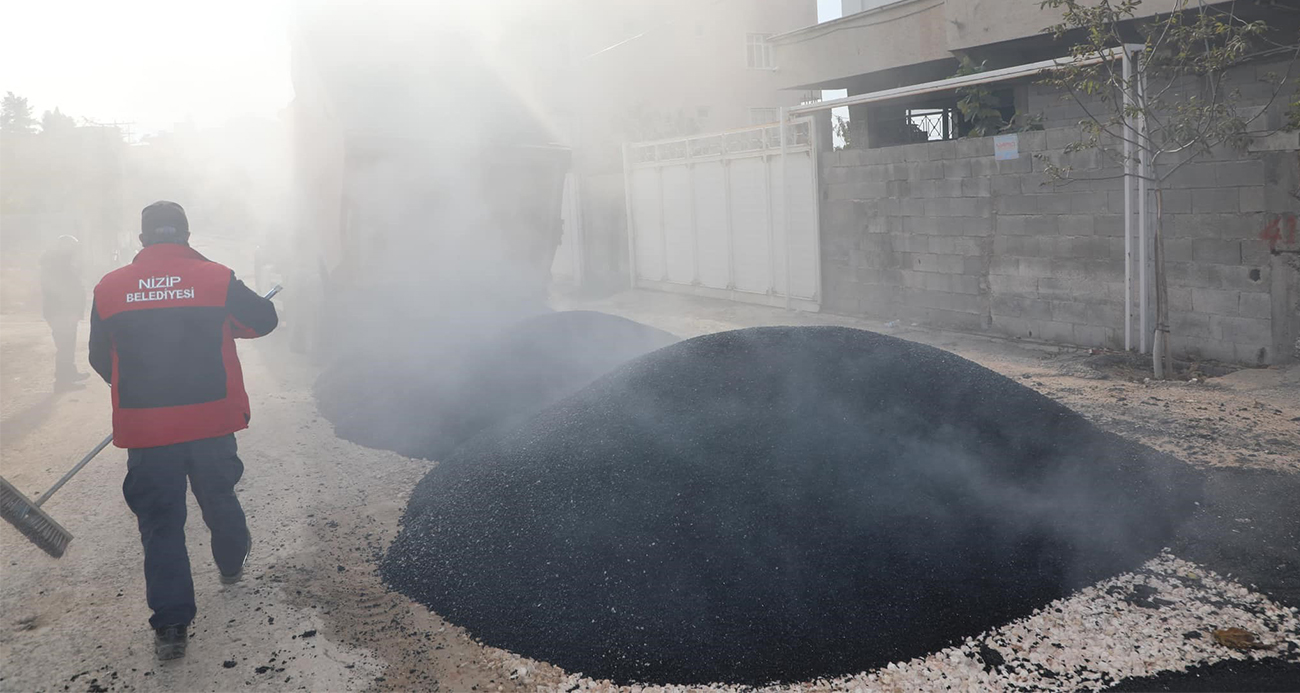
[141,201,189,244]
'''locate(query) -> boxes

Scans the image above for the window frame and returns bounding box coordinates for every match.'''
[745,33,775,70]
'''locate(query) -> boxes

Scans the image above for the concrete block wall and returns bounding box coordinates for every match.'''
[819,123,1299,364]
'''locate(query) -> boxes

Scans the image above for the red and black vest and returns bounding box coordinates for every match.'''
[89,244,278,449]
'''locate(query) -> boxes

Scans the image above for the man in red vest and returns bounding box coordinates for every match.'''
[89,201,278,661]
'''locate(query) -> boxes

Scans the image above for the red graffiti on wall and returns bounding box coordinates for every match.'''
[1260,213,1299,252]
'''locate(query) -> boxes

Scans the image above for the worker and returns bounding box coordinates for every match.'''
[88,201,278,661]
[40,234,89,389]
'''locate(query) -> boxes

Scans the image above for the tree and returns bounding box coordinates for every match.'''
[40,107,77,135]
[1,92,36,134]
[955,57,1008,138]
[1038,0,1298,378]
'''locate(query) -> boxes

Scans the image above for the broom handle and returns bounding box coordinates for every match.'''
[36,434,114,507]
[35,285,284,507]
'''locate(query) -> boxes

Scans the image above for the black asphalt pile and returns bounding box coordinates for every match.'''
[381,326,1203,686]
[314,310,677,460]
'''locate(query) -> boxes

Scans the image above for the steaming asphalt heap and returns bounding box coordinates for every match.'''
[314,310,678,460]
[382,326,1203,685]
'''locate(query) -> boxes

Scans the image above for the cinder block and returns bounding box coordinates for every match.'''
[944,158,973,179]
[996,215,1028,235]
[1157,189,1193,215]
[917,161,945,179]
[1164,239,1195,263]
[928,141,958,160]
[956,237,988,256]
[989,274,1039,297]
[939,178,965,198]
[962,177,991,197]
[1072,324,1109,347]
[1004,296,1054,320]
[1238,186,1266,213]
[1173,163,1219,189]
[1170,213,1258,240]
[1191,188,1240,214]
[1240,239,1274,265]
[1070,237,1113,261]
[994,235,1035,257]
[1171,311,1214,340]
[1191,288,1241,316]
[955,137,988,159]
[1019,130,1048,152]
[990,256,1020,276]
[1024,215,1060,236]
[900,198,928,216]
[1037,194,1074,215]
[1233,342,1271,366]
[1191,239,1241,265]
[991,314,1031,337]
[991,175,1022,196]
[1047,127,1082,150]
[1032,319,1077,344]
[1211,315,1272,344]
[1018,256,1054,277]
[1168,287,1193,312]
[995,195,1039,215]
[1237,291,1271,319]
[1094,215,1124,237]
[1059,215,1095,237]
[1215,160,1266,187]
[1022,174,1055,195]
[928,236,956,254]
[1193,337,1238,363]
[1068,192,1108,214]
[949,274,982,295]
[996,156,1033,174]
[932,291,985,313]
[937,216,993,236]
[1036,276,1098,299]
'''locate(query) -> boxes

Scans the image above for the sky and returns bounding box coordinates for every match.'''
[0,0,294,135]
[1,1,846,137]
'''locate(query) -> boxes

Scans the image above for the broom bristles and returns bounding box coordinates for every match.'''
[0,476,73,558]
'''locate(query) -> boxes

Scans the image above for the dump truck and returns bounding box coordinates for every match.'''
[286,2,572,359]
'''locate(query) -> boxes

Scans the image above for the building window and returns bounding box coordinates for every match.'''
[749,107,779,125]
[906,107,958,142]
[746,33,774,70]
[866,87,1019,148]
[697,106,711,120]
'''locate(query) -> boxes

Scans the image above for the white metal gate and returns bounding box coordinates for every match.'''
[623,118,821,310]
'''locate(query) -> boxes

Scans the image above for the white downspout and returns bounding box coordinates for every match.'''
[1136,50,1149,354]
[622,144,638,289]
[781,107,793,310]
[1122,50,1134,351]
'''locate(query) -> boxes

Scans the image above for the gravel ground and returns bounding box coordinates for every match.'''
[2,288,1297,691]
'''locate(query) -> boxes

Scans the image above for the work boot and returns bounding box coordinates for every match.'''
[219,532,250,585]
[154,625,187,661]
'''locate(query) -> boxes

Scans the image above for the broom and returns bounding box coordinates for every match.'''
[1,435,114,557]
[1,285,283,558]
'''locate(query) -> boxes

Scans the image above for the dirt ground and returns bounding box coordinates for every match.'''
[1,289,1297,692]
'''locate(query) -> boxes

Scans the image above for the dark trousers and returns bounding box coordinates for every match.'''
[48,318,78,382]
[123,434,249,629]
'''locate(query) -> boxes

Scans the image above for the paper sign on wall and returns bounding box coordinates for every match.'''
[994,134,1019,160]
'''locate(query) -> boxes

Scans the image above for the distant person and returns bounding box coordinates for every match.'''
[88,201,278,661]
[40,234,89,389]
